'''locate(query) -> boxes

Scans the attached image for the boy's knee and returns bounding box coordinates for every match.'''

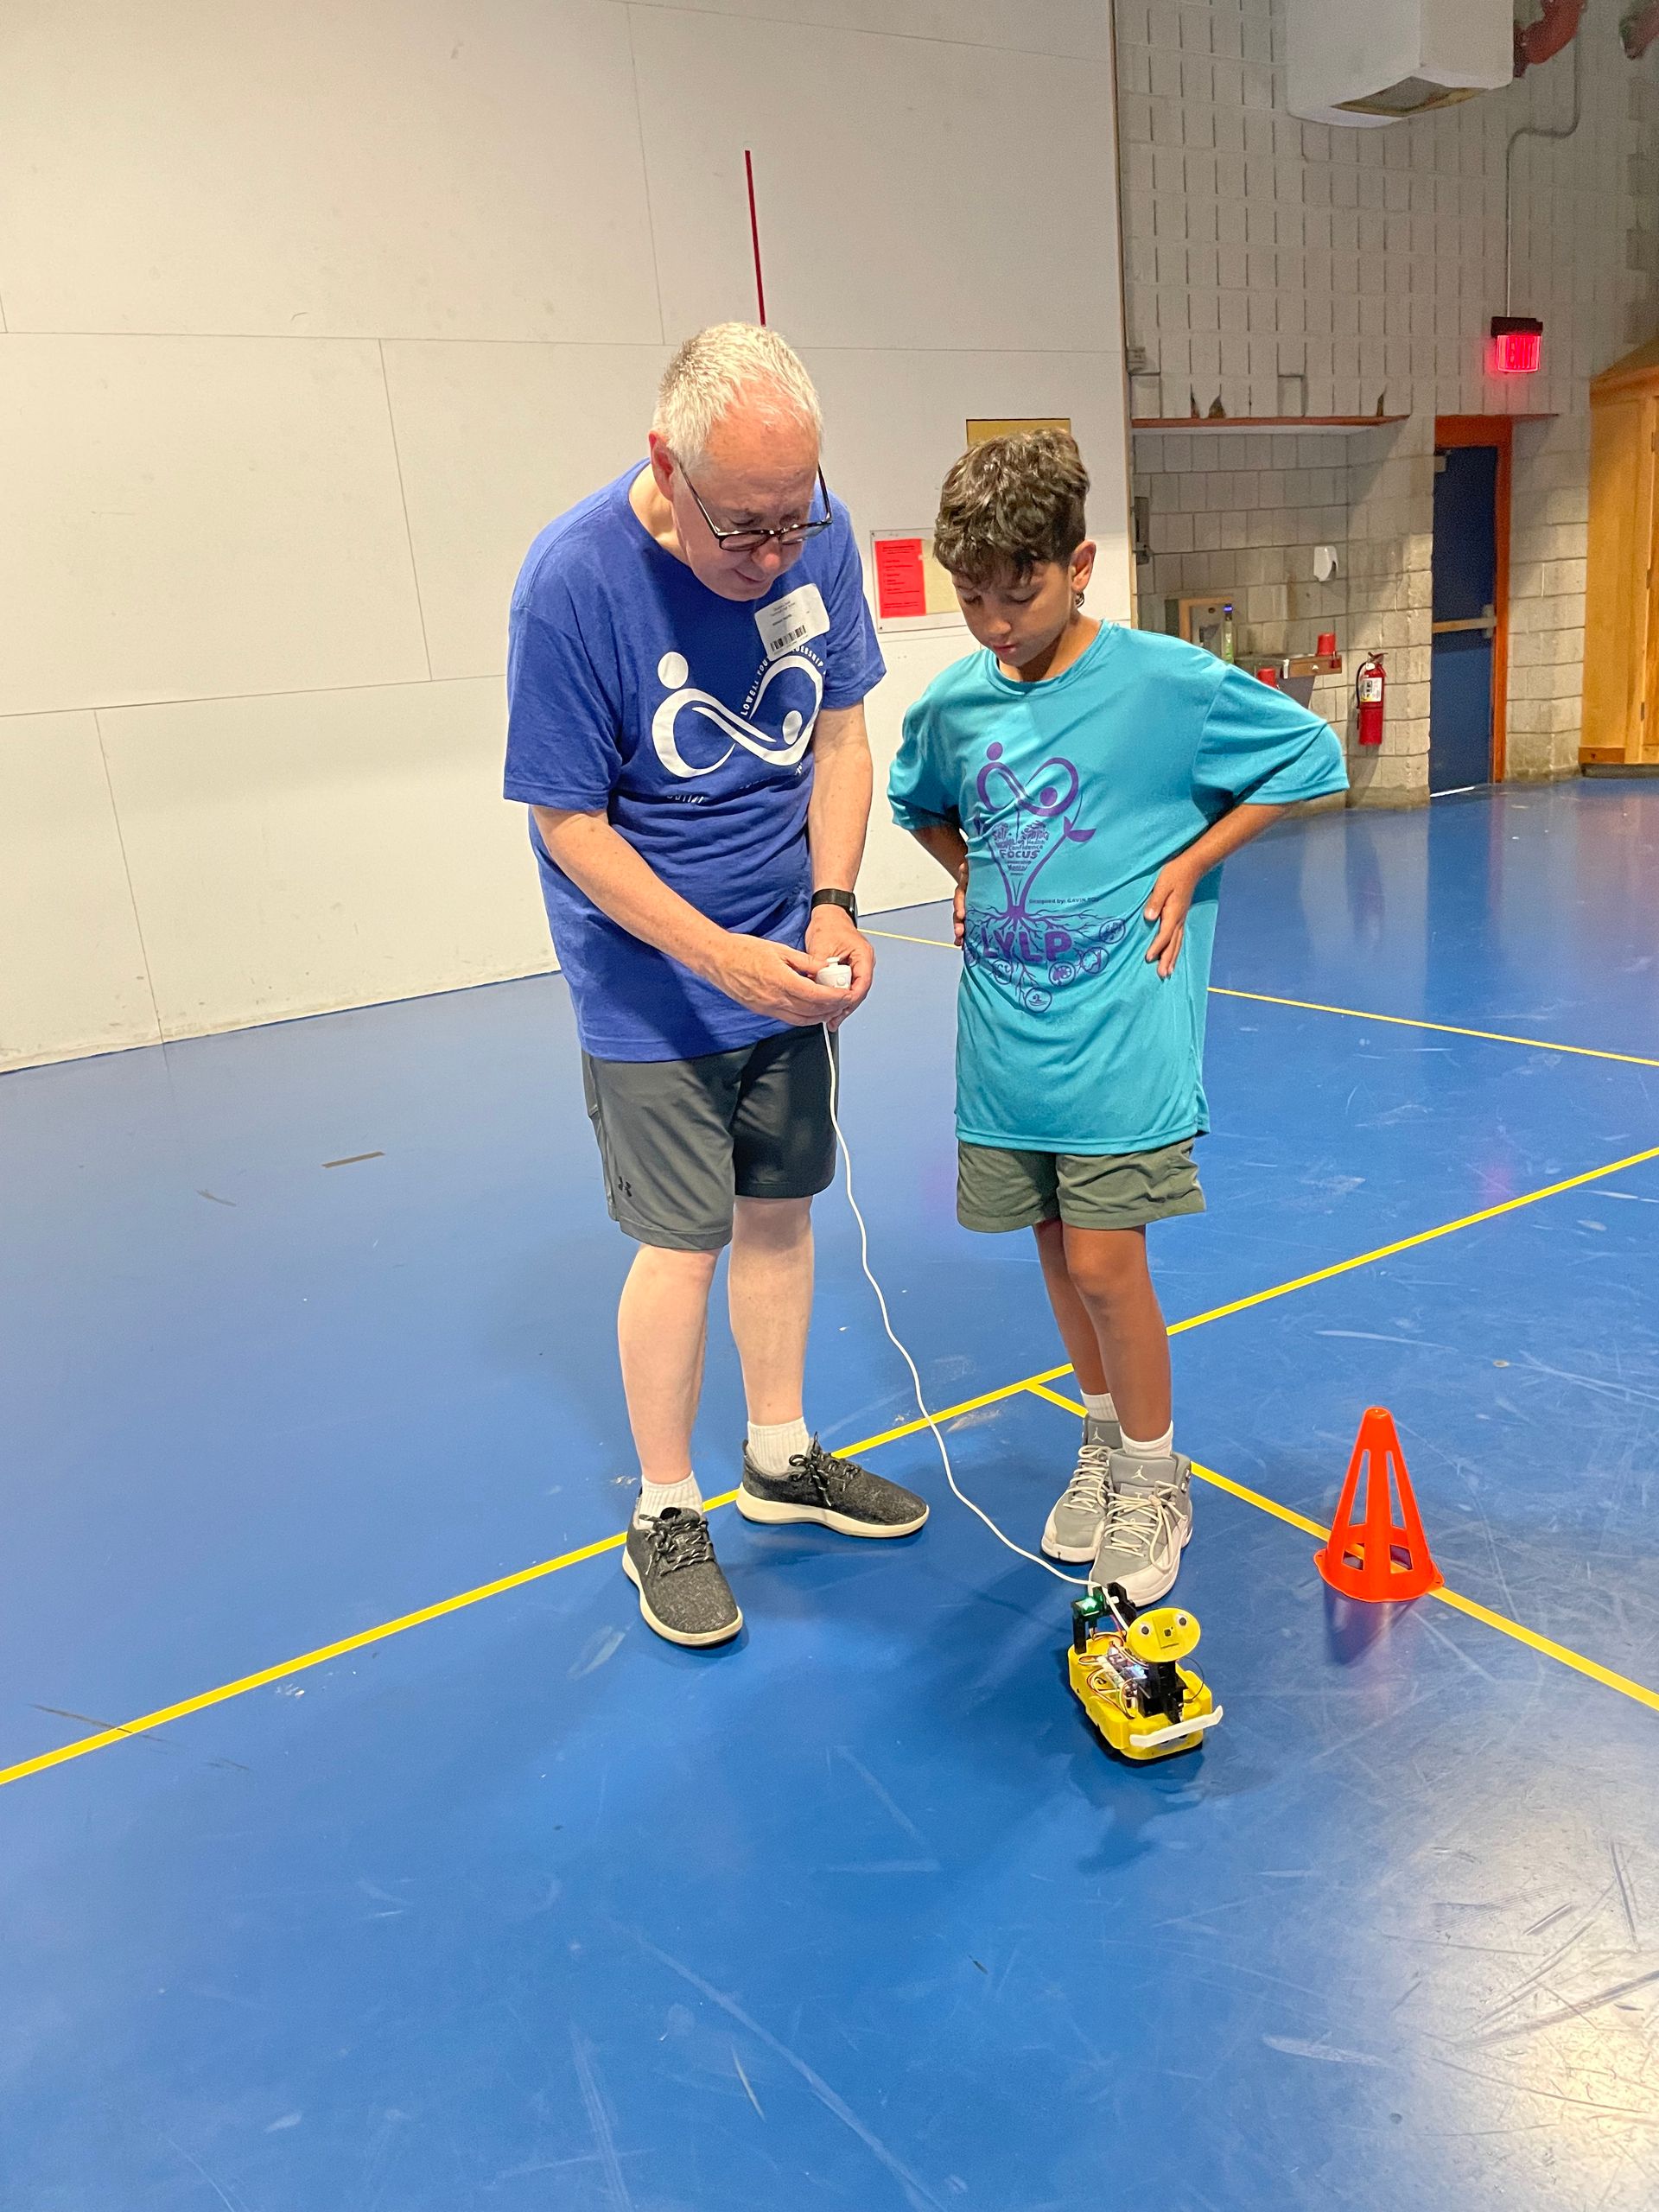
[1063,1230,1147,1304]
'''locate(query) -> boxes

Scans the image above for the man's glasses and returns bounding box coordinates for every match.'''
[677,463,833,556]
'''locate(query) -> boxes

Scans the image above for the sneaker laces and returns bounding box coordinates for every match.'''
[650,1509,715,1573]
[1058,1440,1113,1517]
[1098,1481,1179,1564]
[788,1440,840,1506]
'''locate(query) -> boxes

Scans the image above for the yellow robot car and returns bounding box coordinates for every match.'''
[1068,1582,1222,1763]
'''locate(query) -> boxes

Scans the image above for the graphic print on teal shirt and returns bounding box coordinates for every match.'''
[968,738,1129,1013]
[889,626,1350,1154]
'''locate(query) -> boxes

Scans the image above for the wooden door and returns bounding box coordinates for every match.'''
[1582,383,1659,765]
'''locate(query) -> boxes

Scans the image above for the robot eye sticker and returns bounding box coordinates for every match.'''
[966,743,1128,1013]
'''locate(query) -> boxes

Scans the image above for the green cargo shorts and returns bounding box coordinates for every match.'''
[957,1135,1204,1235]
[582,1026,838,1254]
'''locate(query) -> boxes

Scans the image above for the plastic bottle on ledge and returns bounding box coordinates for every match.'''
[1219,604,1236,665]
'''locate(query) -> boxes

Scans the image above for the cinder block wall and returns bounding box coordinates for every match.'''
[1115,0,1659,802]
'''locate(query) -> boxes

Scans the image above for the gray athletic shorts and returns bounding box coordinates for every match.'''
[582,1026,838,1253]
[957,1135,1205,1234]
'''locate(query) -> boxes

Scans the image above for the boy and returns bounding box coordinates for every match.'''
[889,432,1347,1600]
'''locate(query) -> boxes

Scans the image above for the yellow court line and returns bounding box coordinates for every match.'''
[867,925,1659,1072]
[1164,1144,1659,1335]
[5,1141,1657,1793]
[0,1531,629,1790]
[1026,1382,1659,1715]
[1430,1586,1659,1713]
[0,1376,1077,1795]
[866,926,957,950]
[1209,986,1659,1072]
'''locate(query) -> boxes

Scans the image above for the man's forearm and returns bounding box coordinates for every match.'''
[808,704,874,893]
[532,806,728,976]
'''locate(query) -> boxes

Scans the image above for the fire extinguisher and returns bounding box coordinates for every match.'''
[1356,653,1386,748]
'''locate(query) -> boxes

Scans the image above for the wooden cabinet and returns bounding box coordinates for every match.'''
[1582,338,1659,767]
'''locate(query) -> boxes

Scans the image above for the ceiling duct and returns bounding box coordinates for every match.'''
[1286,0,1515,128]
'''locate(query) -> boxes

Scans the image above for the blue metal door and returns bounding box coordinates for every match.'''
[1429,444,1499,792]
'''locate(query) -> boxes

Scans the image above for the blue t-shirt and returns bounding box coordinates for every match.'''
[889,627,1349,1154]
[504,467,887,1061]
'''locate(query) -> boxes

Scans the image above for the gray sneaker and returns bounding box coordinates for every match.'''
[622,1508,742,1647]
[1089,1450,1193,1605]
[736,1437,928,1537]
[1042,1415,1122,1562]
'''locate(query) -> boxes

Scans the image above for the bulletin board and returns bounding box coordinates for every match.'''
[870,531,965,633]
[965,416,1073,444]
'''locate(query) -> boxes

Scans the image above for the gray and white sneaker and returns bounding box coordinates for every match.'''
[736,1437,928,1538]
[623,1508,742,1648]
[1041,1415,1122,1562]
[1089,1450,1193,1605]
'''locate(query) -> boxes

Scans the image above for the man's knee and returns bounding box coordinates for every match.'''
[732,1193,814,1250]
[627,1240,721,1292]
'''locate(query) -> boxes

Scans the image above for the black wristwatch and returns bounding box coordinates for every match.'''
[811,887,859,925]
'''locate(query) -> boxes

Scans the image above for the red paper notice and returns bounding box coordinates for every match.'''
[874,537,926,619]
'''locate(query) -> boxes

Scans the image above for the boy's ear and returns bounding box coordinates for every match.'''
[1070,539,1097,597]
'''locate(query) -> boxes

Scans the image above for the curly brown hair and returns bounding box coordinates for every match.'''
[931,429,1090,586]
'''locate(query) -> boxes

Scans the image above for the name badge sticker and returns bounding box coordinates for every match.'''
[756,582,831,662]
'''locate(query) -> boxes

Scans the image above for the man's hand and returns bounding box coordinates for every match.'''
[804,904,874,1032]
[709,931,853,1027]
[1144,857,1200,979]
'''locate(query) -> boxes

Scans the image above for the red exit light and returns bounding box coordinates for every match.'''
[1491,315,1543,376]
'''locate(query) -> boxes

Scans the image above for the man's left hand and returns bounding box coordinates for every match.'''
[1144,859,1198,980]
[804,906,874,1031]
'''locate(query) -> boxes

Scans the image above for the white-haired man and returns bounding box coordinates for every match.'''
[505,323,926,1649]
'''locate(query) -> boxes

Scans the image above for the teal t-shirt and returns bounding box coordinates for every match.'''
[888,626,1349,1154]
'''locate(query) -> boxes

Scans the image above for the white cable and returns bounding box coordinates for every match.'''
[822,1022,1088,1588]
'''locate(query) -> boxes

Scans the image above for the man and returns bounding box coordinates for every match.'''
[504,323,927,1651]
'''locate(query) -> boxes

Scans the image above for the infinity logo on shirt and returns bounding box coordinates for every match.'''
[650,651,823,779]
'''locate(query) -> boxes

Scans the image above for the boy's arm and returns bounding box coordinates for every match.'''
[1144,800,1285,979]
[907,820,969,949]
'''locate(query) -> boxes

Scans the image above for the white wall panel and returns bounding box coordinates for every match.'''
[0,337,429,718]
[384,341,670,682]
[803,348,1135,622]
[99,682,552,1040]
[632,10,1122,353]
[0,2,660,342]
[0,0,1129,1066]
[0,714,161,1070]
[624,0,1112,60]
[858,632,982,917]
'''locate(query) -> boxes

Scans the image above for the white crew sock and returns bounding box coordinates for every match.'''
[635,1473,702,1525]
[747,1416,810,1476]
[1119,1424,1175,1461]
[1082,1390,1117,1425]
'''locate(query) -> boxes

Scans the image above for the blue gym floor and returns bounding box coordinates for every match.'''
[3,783,1658,2211]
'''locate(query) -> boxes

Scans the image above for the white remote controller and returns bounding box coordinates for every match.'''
[815,960,853,989]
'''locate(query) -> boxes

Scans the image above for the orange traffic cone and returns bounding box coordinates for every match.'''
[1314,1407,1442,1602]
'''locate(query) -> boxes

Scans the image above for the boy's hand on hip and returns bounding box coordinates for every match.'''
[952,861,969,950]
[804,906,874,1032]
[1144,859,1198,979]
